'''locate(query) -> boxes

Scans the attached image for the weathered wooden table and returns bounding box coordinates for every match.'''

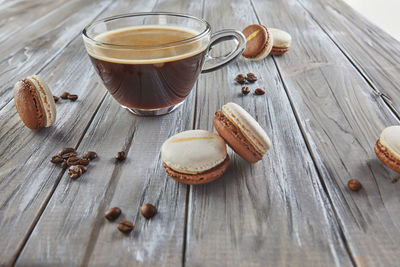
[1,0,400,266]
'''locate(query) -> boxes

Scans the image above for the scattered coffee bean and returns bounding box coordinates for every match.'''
[60,92,70,99]
[392,176,400,184]
[117,220,134,233]
[105,207,121,221]
[116,151,127,161]
[66,156,80,166]
[140,203,157,219]
[68,165,83,179]
[78,158,90,166]
[246,73,257,83]
[235,74,246,84]
[241,86,250,95]
[61,151,77,160]
[58,147,76,156]
[83,151,97,160]
[68,94,78,101]
[61,161,68,169]
[255,88,265,95]
[50,155,63,164]
[348,179,362,191]
[76,165,88,173]
[53,95,59,102]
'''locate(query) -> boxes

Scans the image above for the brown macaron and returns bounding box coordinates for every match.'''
[242,24,273,60]
[374,126,400,173]
[13,75,56,130]
[213,102,271,163]
[161,130,230,185]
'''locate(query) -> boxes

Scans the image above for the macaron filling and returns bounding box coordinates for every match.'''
[163,156,230,183]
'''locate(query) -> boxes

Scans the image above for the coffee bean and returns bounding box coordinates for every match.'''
[255,88,265,95]
[241,86,250,95]
[60,92,70,99]
[76,165,88,173]
[117,220,134,233]
[61,161,68,169]
[348,179,362,191]
[116,151,126,161]
[246,73,257,83]
[68,94,78,101]
[67,156,80,166]
[105,207,121,221]
[62,151,77,160]
[235,74,246,84]
[78,158,90,166]
[58,147,76,156]
[50,155,63,164]
[83,151,97,160]
[68,165,82,179]
[140,203,157,219]
[53,96,59,102]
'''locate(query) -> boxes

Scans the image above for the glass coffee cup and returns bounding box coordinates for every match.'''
[82,12,245,116]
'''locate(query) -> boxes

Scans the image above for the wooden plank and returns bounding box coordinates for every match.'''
[184,0,353,266]
[0,0,66,44]
[0,0,110,111]
[297,0,400,117]
[16,0,202,265]
[0,1,118,265]
[252,0,400,265]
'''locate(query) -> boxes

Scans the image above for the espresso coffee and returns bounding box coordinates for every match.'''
[87,26,208,109]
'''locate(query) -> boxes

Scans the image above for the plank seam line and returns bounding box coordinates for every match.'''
[80,108,137,267]
[248,0,356,266]
[296,0,400,121]
[9,91,108,267]
[182,1,206,265]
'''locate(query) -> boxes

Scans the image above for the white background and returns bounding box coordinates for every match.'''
[343,0,400,41]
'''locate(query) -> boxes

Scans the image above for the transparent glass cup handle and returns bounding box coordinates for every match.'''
[201,29,246,73]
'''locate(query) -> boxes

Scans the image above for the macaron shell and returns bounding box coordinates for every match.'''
[270,28,292,48]
[161,130,227,174]
[163,156,230,185]
[13,79,46,129]
[222,102,271,155]
[28,75,56,127]
[214,111,262,163]
[379,126,400,158]
[242,24,268,58]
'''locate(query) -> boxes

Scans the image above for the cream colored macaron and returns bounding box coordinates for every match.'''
[213,102,271,163]
[161,130,229,184]
[270,28,292,55]
[374,126,400,173]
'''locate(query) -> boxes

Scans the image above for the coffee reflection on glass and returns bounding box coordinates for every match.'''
[83,13,245,116]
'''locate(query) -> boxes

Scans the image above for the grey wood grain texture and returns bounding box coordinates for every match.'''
[0,1,115,265]
[16,0,201,266]
[252,0,400,265]
[0,0,110,110]
[185,0,353,266]
[298,0,400,117]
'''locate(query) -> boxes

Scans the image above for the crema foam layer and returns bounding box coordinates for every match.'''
[86,26,209,64]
